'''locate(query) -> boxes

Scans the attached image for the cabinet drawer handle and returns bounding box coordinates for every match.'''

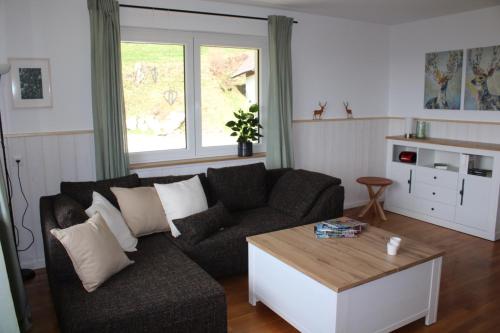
[433,176,437,180]
[432,192,436,195]
[431,207,435,211]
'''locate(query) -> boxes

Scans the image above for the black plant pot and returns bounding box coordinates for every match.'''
[238,142,253,157]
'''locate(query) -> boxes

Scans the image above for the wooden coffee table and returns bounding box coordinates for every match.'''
[247,218,444,333]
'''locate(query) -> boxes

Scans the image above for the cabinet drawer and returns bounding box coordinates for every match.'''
[414,182,457,205]
[416,198,455,221]
[415,167,458,189]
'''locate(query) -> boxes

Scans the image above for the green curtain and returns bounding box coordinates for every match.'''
[0,160,30,332]
[88,0,129,180]
[266,15,294,169]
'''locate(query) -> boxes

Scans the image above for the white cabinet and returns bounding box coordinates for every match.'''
[385,137,500,241]
[455,174,491,232]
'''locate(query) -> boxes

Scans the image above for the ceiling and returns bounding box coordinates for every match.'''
[207,0,500,25]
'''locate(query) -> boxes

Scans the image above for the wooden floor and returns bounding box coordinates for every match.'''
[25,207,500,333]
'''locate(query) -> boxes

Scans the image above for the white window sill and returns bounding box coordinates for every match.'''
[129,152,266,170]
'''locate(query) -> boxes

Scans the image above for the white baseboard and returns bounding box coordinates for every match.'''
[21,257,45,270]
[344,200,369,210]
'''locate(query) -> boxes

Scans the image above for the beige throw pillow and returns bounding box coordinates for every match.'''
[111,187,169,237]
[50,213,133,292]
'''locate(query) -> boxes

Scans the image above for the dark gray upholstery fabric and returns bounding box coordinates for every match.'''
[54,234,227,333]
[40,196,79,283]
[174,202,234,245]
[140,173,214,206]
[60,173,140,208]
[41,169,345,333]
[170,206,302,278]
[302,185,345,224]
[207,163,267,211]
[268,169,341,218]
[266,168,292,194]
[53,194,88,229]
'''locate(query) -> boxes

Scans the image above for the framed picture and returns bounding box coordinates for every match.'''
[464,45,500,111]
[9,58,52,108]
[424,50,463,110]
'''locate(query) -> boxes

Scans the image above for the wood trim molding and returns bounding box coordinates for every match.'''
[292,116,403,124]
[130,152,266,170]
[5,129,94,138]
[386,135,500,152]
[414,118,500,126]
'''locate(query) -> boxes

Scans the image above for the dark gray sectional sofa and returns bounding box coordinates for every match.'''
[40,163,344,333]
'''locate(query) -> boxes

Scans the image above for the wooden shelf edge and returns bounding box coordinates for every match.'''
[130,152,266,170]
[386,135,500,152]
[293,116,403,124]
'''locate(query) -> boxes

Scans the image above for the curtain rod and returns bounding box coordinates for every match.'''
[119,4,298,24]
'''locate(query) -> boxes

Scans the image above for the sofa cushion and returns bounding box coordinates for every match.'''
[111,186,169,237]
[207,163,267,211]
[50,213,134,292]
[54,234,227,333]
[140,173,214,206]
[53,194,88,229]
[171,206,302,278]
[61,174,140,209]
[173,202,233,245]
[85,192,138,252]
[268,169,341,218]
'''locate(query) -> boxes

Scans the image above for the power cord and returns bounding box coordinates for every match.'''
[14,159,34,252]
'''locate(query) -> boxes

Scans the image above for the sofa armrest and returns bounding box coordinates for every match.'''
[301,185,344,224]
[40,196,78,284]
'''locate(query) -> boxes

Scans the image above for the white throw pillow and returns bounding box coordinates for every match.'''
[85,191,138,252]
[51,213,134,292]
[154,176,208,238]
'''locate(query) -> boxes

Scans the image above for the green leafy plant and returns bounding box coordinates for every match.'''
[225,104,263,143]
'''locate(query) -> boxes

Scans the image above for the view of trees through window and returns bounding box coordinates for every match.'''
[121,41,259,153]
[201,46,259,146]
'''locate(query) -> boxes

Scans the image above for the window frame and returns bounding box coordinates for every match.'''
[121,27,267,164]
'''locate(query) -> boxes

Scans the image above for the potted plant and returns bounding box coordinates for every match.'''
[225,104,263,157]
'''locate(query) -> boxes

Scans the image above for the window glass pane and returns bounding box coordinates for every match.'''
[121,42,186,152]
[200,46,259,147]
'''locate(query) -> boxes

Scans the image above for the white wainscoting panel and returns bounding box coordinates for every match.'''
[293,119,390,208]
[9,118,500,269]
[6,132,96,269]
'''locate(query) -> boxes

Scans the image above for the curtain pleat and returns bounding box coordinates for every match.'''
[266,15,294,169]
[88,0,129,180]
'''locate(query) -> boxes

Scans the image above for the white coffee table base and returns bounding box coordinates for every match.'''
[248,244,442,333]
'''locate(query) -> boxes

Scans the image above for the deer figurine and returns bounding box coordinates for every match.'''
[469,46,500,111]
[425,51,461,109]
[343,101,353,119]
[313,101,327,120]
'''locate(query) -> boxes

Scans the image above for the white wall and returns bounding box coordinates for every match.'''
[388,6,500,121]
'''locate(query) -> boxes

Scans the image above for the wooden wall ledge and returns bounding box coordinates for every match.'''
[386,135,500,152]
[130,152,266,170]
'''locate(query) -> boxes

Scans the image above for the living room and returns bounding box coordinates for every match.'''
[1,0,500,332]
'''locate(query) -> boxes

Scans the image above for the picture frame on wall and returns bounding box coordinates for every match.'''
[464,45,500,111]
[9,58,52,108]
[424,50,463,110]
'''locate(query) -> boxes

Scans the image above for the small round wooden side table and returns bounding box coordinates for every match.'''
[356,177,393,221]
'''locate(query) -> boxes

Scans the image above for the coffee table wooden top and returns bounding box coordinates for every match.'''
[247,217,444,293]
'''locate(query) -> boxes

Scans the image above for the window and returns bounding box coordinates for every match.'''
[121,29,266,163]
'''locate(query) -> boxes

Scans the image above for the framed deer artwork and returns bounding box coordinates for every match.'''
[464,45,500,111]
[424,50,463,110]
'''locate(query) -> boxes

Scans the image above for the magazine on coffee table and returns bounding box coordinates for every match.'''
[315,218,367,239]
